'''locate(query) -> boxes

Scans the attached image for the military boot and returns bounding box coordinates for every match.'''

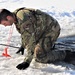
[64,50,75,65]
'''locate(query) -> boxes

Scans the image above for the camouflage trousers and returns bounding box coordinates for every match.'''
[34,21,66,63]
[34,44,66,63]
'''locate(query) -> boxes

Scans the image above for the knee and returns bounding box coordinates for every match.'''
[34,44,47,62]
[34,44,43,57]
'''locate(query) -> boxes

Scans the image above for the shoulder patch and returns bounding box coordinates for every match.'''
[16,10,25,20]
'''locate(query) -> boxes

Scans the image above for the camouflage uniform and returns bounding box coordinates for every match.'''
[13,8,66,64]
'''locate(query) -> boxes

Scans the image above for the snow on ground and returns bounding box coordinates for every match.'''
[0,0,75,75]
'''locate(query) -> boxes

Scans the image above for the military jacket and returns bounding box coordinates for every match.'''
[13,7,60,63]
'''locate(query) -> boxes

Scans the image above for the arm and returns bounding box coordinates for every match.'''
[24,34,36,63]
[16,33,36,70]
[15,8,37,69]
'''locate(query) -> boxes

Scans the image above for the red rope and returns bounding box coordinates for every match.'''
[2,25,14,57]
[6,25,14,49]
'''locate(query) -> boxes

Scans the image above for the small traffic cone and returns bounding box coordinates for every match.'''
[2,47,11,57]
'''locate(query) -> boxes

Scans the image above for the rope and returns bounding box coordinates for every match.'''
[2,25,14,57]
[0,44,19,48]
[6,25,14,49]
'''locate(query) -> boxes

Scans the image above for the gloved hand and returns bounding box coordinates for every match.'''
[16,46,24,55]
[16,62,30,70]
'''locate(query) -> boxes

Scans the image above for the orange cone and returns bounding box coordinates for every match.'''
[2,47,11,57]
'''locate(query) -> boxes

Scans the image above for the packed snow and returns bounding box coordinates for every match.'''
[0,0,75,75]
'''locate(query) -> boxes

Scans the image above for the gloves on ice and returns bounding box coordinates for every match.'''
[16,62,30,70]
[16,46,24,55]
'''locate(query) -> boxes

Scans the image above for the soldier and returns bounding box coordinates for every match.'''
[0,7,75,70]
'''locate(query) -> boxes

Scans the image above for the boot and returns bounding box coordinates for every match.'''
[64,50,75,65]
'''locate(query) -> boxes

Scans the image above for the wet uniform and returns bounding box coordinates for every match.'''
[13,7,66,64]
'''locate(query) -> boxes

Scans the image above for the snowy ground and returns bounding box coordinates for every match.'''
[0,0,75,75]
[1,25,75,75]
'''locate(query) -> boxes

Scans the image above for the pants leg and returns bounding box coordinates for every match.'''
[34,19,65,63]
[34,37,66,63]
[47,50,66,63]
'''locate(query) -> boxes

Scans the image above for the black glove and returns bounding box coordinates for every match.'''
[16,46,24,55]
[16,62,29,70]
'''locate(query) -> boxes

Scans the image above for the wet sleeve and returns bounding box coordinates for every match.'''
[16,9,36,63]
[24,34,36,64]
